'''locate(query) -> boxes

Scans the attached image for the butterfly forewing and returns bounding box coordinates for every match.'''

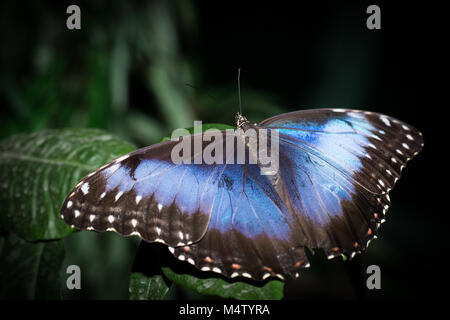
[61,138,219,247]
[260,109,423,195]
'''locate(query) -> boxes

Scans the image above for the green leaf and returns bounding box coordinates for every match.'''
[132,240,284,300]
[129,242,172,300]
[0,232,65,299]
[129,272,170,300]
[0,128,136,241]
[162,267,284,300]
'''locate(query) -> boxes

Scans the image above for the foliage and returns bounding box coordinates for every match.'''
[0,129,135,241]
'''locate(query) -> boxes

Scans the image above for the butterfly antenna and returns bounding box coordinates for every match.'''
[238,68,242,115]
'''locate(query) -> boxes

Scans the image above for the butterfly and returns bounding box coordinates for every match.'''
[60,108,423,281]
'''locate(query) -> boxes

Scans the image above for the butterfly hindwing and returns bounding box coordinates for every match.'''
[169,157,309,280]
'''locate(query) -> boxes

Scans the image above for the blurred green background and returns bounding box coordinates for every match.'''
[0,0,445,300]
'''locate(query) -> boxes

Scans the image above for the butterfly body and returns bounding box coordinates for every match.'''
[61,108,423,280]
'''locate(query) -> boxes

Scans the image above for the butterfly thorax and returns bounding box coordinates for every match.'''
[235,113,250,128]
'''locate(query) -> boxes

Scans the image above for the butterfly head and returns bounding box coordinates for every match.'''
[235,112,249,128]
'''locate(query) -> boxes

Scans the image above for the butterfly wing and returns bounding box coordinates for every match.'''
[61,136,220,247]
[259,108,424,259]
[261,109,423,194]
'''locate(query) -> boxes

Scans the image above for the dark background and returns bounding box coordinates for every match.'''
[0,0,446,299]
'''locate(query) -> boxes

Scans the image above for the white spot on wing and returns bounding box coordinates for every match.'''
[135,195,142,204]
[115,191,124,202]
[262,273,271,280]
[371,134,382,141]
[67,201,72,208]
[108,215,115,223]
[380,117,391,127]
[131,219,138,227]
[402,143,410,150]
[81,182,89,195]
[157,203,163,211]
[178,231,184,240]
[89,214,95,222]
[100,192,106,199]
[406,134,414,140]
[74,210,81,218]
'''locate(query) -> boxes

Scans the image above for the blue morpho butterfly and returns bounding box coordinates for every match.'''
[61,108,423,281]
